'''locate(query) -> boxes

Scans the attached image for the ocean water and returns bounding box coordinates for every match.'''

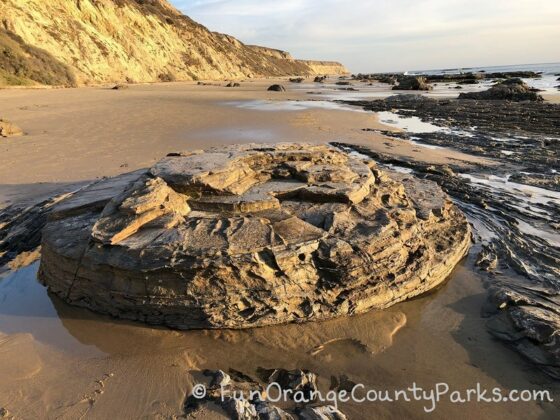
[408,62,560,76]
[408,62,560,89]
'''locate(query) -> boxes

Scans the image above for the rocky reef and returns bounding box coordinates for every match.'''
[352,71,541,85]
[344,93,560,137]
[459,78,543,101]
[338,142,560,379]
[392,76,433,91]
[350,94,559,191]
[35,144,471,329]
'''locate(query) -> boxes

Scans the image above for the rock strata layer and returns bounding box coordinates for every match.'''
[332,142,560,379]
[38,144,470,329]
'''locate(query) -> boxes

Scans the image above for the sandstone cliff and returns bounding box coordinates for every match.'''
[0,0,348,86]
[300,60,350,76]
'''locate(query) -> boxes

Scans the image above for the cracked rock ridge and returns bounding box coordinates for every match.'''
[38,143,471,329]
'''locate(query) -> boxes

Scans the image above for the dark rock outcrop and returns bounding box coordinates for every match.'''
[392,76,432,91]
[36,143,470,329]
[459,78,543,101]
[484,71,541,79]
[184,368,341,419]
[377,75,398,85]
[267,84,286,92]
[257,368,318,400]
[290,77,305,83]
[332,140,560,380]
[344,94,560,137]
[486,293,560,379]
[353,71,541,86]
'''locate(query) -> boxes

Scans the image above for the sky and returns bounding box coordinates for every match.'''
[170,0,560,73]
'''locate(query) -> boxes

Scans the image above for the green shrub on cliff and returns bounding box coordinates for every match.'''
[0,29,76,87]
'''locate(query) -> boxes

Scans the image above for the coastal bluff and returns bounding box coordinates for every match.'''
[37,144,471,329]
[0,0,348,87]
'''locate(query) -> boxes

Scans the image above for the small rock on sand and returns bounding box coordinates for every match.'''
[267,84,286,92]
[0,119,23,137]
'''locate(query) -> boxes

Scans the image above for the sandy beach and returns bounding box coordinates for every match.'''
[1,79,558,419]
[0,80,491,201]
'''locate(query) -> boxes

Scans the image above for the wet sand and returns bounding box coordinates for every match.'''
[0,80,558,419]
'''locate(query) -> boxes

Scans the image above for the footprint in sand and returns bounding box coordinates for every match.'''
[0,332,43,380]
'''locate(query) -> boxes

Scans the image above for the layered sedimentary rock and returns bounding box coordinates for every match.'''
[0,0,347,86]
[184,368,347,419]
[38,144,470,329]
[344,94,560,190]
[333,142,560,379]
[299,60,350,76]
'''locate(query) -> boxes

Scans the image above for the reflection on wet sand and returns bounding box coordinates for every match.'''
[1,257,558,418]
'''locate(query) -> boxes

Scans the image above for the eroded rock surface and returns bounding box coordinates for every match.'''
[333,142,560,379]
[37,144,470,329]
[184,368,340,420]
[346,94,560,191]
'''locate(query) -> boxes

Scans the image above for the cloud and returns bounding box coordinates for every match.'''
[171,0,560,72]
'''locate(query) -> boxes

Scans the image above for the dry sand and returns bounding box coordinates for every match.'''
[0,80,557,419]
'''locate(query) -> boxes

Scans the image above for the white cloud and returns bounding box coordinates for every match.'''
[171,0,560,72]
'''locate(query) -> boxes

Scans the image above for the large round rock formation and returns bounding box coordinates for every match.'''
[39,144,471,329]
